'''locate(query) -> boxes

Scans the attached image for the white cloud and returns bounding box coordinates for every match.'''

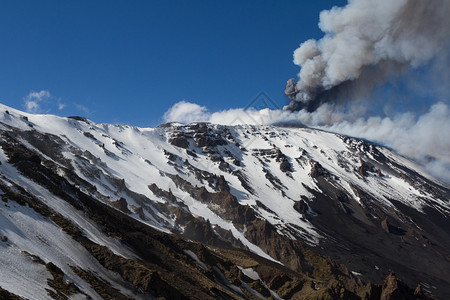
[316,102,450,183]
[75,104,94,116]
[23,90,51,113]
[163,101,294,126]
[163,101,210,123]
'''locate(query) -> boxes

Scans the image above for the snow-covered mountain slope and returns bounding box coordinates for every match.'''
[0,103,449,299]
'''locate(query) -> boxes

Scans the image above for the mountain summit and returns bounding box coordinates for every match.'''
[0,104,448,299]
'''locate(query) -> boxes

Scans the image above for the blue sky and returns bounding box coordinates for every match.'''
[0,0,347,127]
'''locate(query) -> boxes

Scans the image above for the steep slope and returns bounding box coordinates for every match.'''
[0,104,448,299]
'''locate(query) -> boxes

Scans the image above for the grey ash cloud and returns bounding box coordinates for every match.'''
[285,0,450,112]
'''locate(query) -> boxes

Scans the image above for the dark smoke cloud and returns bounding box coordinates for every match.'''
[286,0,450,111]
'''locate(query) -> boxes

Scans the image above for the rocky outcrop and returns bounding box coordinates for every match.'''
[192,123,227,148]
[294,199,309,217]
[0,287,27,300]
[169,134,189,148]
[232,170,255,195]
[275,149,293,173]
[310,160,329,178]
[184,160,230,191]
[148,183,177,203]
[165,173,256,227]
[381,218,406,235]
[379,272,430,300]
[163,149,180,162]
[111,197,131,214]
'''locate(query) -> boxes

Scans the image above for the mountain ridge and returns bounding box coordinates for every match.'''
[0,103,448,299]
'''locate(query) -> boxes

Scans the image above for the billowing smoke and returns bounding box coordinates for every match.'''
[286,0,450,111]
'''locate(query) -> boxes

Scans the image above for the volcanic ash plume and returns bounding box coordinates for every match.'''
[286,0,450,112]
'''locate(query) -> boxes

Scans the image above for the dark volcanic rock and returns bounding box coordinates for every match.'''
[380,272,429,300]
[294,199,309,217]
[164,150,179,162]
[381,218,406,235]
[377,168,383,177]
[148,183,177,203]
[310,160,328,178]
[280,158,292,173]
[111,197,131,214]
[216,175,230,192]
[359,158,375,177]
[169,135,189,148]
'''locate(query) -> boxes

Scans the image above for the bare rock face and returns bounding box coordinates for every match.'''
[310,160,328,178]
[293,199,309,217]
[377,168,383,177]
[381,218,390,233]
[359,158,376,177]
[381,218,406,235]
[216,175,229,192]
[380,272,427,300]
[276,150,292,173]
[111,197,131,214]
[192,123,227,148]
[169,134,189,148]
[148,183,177,203]
[279,159,292,172]
[245,219,304,272]
[135,206,146,220]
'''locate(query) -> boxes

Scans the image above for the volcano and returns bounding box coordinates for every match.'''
[0,104,448,299]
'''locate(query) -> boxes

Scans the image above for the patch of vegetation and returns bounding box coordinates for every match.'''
[302,248,334,281]
[0,286,27,300]
[70,266,132,300]
[45,262,80,300]
[22,251,45,265]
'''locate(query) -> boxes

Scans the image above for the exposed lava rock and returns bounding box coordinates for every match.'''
[184,160,230,191]
[135,206,146,220]
[310,160,329,178]
[148,183,177,203]
[377,168,383,177]
[0,287,26,300]
[68,116,90,123]
[263,168,287,194]
[169,134,189,148]
[232,170,255,195]
[294,199,309,217]
[381,218,406,235]
[275,149,293,173]
[166,173,256,227]
[359,158,374,177]
[163,149,180,162]
[186,149,197,157]
[111,197,131,214]
[192,124,227,148]
[216,175,230,192]
[399,172,414,186]
[45,262,81,299]
[83,131,95,139]
[279,159,292,172]
[379,272,430,300]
